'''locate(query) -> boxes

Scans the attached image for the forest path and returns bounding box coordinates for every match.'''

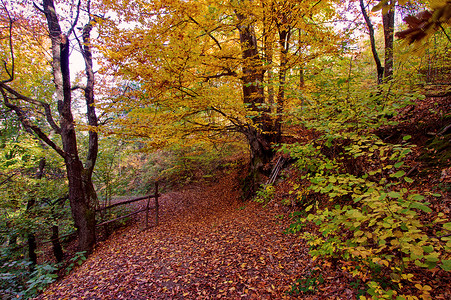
[37,171,323,299]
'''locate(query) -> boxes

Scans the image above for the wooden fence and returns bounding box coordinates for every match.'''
[96,182,160,229]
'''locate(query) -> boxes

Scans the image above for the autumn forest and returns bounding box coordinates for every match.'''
[1,0,450,299]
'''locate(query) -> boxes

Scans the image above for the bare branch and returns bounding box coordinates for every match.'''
[0,1,15,83]
[172,85,200,98]
[202,69,237,82]
[439,24,451,42]
[188,15,222,50]
[71,85,86,91]
[32,2,45,14]
[0,82,61,133]
[67,0,81,37]
[0,88,65,158]
[0,173,16,187]
[210,106,244,129]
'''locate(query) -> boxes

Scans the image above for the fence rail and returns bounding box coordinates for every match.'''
[96,182,160,229]
[96,194,158,212]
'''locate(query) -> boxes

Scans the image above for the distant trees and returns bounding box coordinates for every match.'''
[360,0,451,84]
[359,0,394,84]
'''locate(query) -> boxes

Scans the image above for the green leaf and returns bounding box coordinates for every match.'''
[444,222,451,231]
[400,223,408,231]
[414,260,427,268]
[348,209,364,219]
[394,161,404,168]
[424,253,439,262]
[441,260,451,271]
[404,177,414,183]
[411,194,425,201]
[422,245,434,253]
[390,170,405,178]
[410,202,432,213]
[388,191,401,199]
[402,135,411,141]
[425,261,438,269]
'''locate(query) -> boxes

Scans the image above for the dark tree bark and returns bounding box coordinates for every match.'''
[262,1,275,107]
[27,235,37,267]
[275,11,291,143]
[42,0,97,253]
[235,8,275,196]
[27,157,46,267]
[51,225,64,262]
[360,0,384,84]
[382,1,395,80]
[298,30,305,89]
[0,0,99,253]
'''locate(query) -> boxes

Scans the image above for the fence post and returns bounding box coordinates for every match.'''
[145,193,150,229]
[155,181,159,226]
[102,208,110,237]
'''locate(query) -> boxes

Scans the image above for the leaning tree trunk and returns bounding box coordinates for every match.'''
[360,0,384,85]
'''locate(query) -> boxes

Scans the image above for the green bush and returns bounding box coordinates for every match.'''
[285,132,450,298]
[281,65,450,298]
[0,257,58,299]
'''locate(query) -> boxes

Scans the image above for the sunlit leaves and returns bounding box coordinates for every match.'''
[96,0,347,152]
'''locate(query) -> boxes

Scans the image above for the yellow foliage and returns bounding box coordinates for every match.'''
[96,0,345,151]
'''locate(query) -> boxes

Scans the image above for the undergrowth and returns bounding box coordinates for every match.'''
[279,76,451,299]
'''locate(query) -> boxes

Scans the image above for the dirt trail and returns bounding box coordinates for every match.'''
[37,172,314,299]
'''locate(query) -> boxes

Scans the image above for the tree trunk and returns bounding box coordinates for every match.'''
[66,160,97,252]
[1,1,99,253]
[383,2,395,80]
[276,18,290,143]
[27,235,37,267]
[236,7,275,196]
[27,157,46,267]
[262,0,275,107]
[242,126,273,198]
[300,67,305,88]
[360,0,384,84]
[43,0,97,253]
[51,225,63,262]
[299,30,305,89]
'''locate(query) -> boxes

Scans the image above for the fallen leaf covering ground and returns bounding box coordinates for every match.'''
[36,171,331,299]
[35,94,451,300]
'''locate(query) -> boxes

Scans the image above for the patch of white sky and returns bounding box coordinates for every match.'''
[68,9,139,81]
[334,0,424,52]
[66,6,143,122]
